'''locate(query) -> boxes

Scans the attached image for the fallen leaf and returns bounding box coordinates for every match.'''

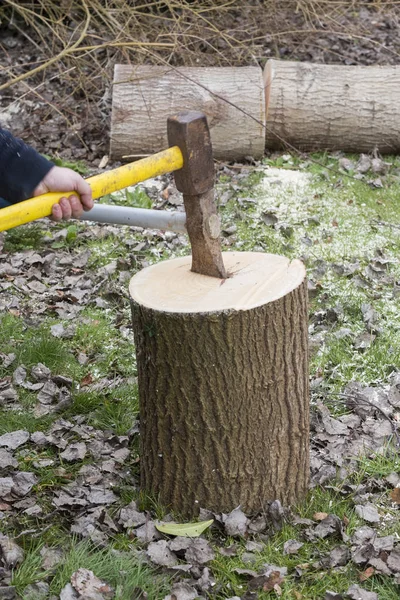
[40,546,64,571]
[390,488,400,504]
[23,582,49,600]
[60,583,78,600]
[359,566,375,582]
[234,568,258,578]
[0,448,18,469]
[155,519,213,538]
[368,558,392,576]
[163,582,197,600]
[70,568,114,599]
[249,571,284,592]
[355,504,380,524]
[0,430,29,450]
[313,512,328,521]
[261,211,278,226]
[0,536,24,567]
[60,442,87,462]
[324,593,343,600]
[81,373,93,387]
[387,547,400,573]
[12,471,37,496]
[184,538,215,564]
[346,584,378,600]
[135,521,158,544]
[119,501,147,528]
[147,540,178,567]
[223,507,248,537]
[0,586,17,600]
[283,539,303,555]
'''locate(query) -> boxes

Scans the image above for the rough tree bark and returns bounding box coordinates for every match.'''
[110,66,265,161]
[130,252,309,516]
[264,59,400,153]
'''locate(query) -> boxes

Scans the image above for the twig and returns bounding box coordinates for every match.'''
[0,0,91,92]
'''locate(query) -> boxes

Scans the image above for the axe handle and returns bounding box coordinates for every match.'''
[0,146,183,232]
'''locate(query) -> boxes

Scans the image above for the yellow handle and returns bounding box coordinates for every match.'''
[0,146,184,233]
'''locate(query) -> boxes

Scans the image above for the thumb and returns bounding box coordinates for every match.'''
[32,181,49,196]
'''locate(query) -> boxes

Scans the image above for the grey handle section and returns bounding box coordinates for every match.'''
[80,204,187,233]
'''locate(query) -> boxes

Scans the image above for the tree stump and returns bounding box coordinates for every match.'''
[110,66,265,161]
[130,251,309,516]
[264,59,400,153]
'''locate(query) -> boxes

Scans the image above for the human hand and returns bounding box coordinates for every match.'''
[33,166,94,221]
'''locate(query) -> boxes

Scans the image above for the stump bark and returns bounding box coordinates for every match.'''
[110,66,265,161]
[264,59,400,153]
[130,252,309,516]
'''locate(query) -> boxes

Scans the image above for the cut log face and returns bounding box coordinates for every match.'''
[110,66,265,161]
[130,252,305,313]
[264,59,400,153]
[130,252,309,516]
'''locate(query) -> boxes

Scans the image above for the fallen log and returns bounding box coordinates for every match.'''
[110,65,265,161]
[264,59,400,153]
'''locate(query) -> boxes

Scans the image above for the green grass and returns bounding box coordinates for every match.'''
[11,539,168,599]
[352,444,400,480]
[67,384,138,435]
[100,186,153,209]
[0,409,54,435]
[71,308,137,378]
[19,333,78,375]
[0,314,79,377]
[3,225,46,252]
[43,155,89,175]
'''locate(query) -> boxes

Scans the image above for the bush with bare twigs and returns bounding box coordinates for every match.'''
[1,1,400,96]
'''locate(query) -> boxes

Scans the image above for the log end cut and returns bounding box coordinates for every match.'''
[129,251,306,314]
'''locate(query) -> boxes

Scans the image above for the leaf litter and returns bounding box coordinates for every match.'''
[0,154,400,597]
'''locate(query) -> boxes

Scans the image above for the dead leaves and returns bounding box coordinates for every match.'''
[61,568,114,600]
[248,570,284,594]
[0,430,29,450]
[389,488,400,504]
[354,504,380,524]
[147,540,179,568]
[146,537,215,568]
[1,159,400,600]
[0,536,24,568]
[222,506,249,537]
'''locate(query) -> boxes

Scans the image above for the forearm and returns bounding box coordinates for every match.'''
[0,128,54,204]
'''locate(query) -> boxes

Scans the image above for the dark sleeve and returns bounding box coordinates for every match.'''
[0,128,54,205]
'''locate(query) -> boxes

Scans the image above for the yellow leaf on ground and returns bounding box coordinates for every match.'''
[155,519,214,537]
